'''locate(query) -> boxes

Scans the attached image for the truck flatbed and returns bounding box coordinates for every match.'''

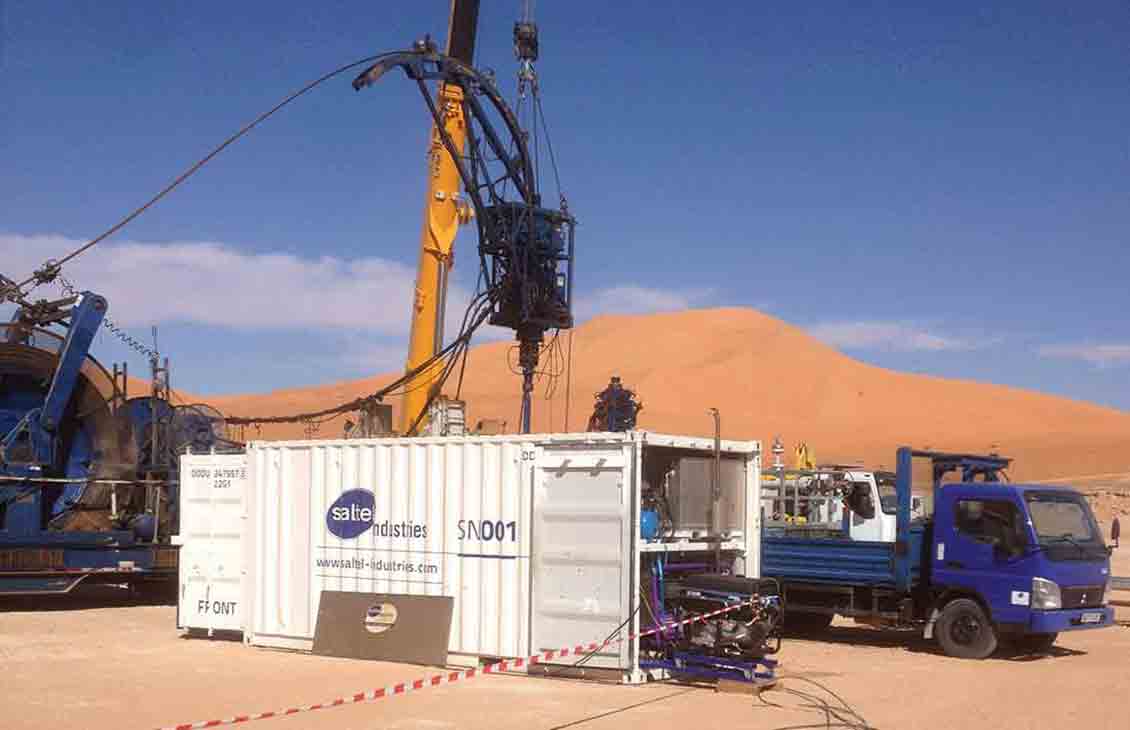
[763,526,925,587]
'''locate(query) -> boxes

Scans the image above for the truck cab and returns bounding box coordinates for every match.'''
[865,470,927,539]
[836,468,924,542]
[928,481,1113,656]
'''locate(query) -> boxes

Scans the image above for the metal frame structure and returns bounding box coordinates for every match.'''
[0,290,181,595]
[637,571,781,685]
[353,42,576,434]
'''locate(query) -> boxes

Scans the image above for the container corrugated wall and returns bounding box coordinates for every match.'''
[245,437,537,657]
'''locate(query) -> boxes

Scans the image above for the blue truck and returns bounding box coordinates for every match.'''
[761,448,1116,658]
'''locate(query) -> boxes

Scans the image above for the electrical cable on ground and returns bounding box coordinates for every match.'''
[757,675,879,730]
[543,688,696,730]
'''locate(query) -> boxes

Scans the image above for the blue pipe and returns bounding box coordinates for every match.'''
[895,447,913,593]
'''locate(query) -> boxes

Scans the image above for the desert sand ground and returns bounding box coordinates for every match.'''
[3,575,1128,730]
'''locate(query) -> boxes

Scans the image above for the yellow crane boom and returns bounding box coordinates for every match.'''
[399,0,480,435]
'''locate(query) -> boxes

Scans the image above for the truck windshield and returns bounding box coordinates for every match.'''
[875,474,897,515]
[1023,491,1105,558]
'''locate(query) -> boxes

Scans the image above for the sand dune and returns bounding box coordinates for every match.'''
[205,308,1130,486]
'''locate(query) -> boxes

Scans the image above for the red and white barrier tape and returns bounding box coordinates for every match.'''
[156,600,753,730]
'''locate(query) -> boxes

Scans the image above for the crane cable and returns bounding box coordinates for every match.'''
[5,38,569,434]
[9,50,400,299]
[225,300,491,427]
[509,1,574,431]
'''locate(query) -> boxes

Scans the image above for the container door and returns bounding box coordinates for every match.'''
[177,453,247,632]
[531,443,631,669]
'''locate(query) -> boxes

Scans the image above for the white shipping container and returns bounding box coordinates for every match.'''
[174,452,248,634]
[245,435,539,657]
[238,432,760,680]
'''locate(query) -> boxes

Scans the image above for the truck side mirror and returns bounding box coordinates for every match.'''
[1113,517,1121,548]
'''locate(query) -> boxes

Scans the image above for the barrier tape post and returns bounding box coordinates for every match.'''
[156,600,756,730]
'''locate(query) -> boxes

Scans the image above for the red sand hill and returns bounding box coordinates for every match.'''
[205,308,1130,486]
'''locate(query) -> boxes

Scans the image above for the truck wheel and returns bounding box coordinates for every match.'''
[936,598,997,659]
[1012,633,1057,654]
[784,611,833,634]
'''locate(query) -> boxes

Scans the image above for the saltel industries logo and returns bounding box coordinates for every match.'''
[325,488,429,541]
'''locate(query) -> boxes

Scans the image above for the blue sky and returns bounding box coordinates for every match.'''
[2,1,1128,409]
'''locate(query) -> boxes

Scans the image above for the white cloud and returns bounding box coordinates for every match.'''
[2,233,435,335]
[1037,343,1130,368]
[2,234,712,346]
[2,234,719,396]
[809,321,974,352]
[574,285,713,321]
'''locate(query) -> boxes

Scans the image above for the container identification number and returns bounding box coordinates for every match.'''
[189,467,245,489]
[458,519,518,542]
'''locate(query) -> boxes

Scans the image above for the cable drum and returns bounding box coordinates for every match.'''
[0,334,137,527]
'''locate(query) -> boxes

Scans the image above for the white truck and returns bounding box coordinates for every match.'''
[761,466,925,542]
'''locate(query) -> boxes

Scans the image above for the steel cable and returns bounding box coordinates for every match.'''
[757,676,879,730]
[225,289,495,428]
[13,51,400,296]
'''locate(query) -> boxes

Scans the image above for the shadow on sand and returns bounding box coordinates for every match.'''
[787,624,1088,661]
[0,582,175,613]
